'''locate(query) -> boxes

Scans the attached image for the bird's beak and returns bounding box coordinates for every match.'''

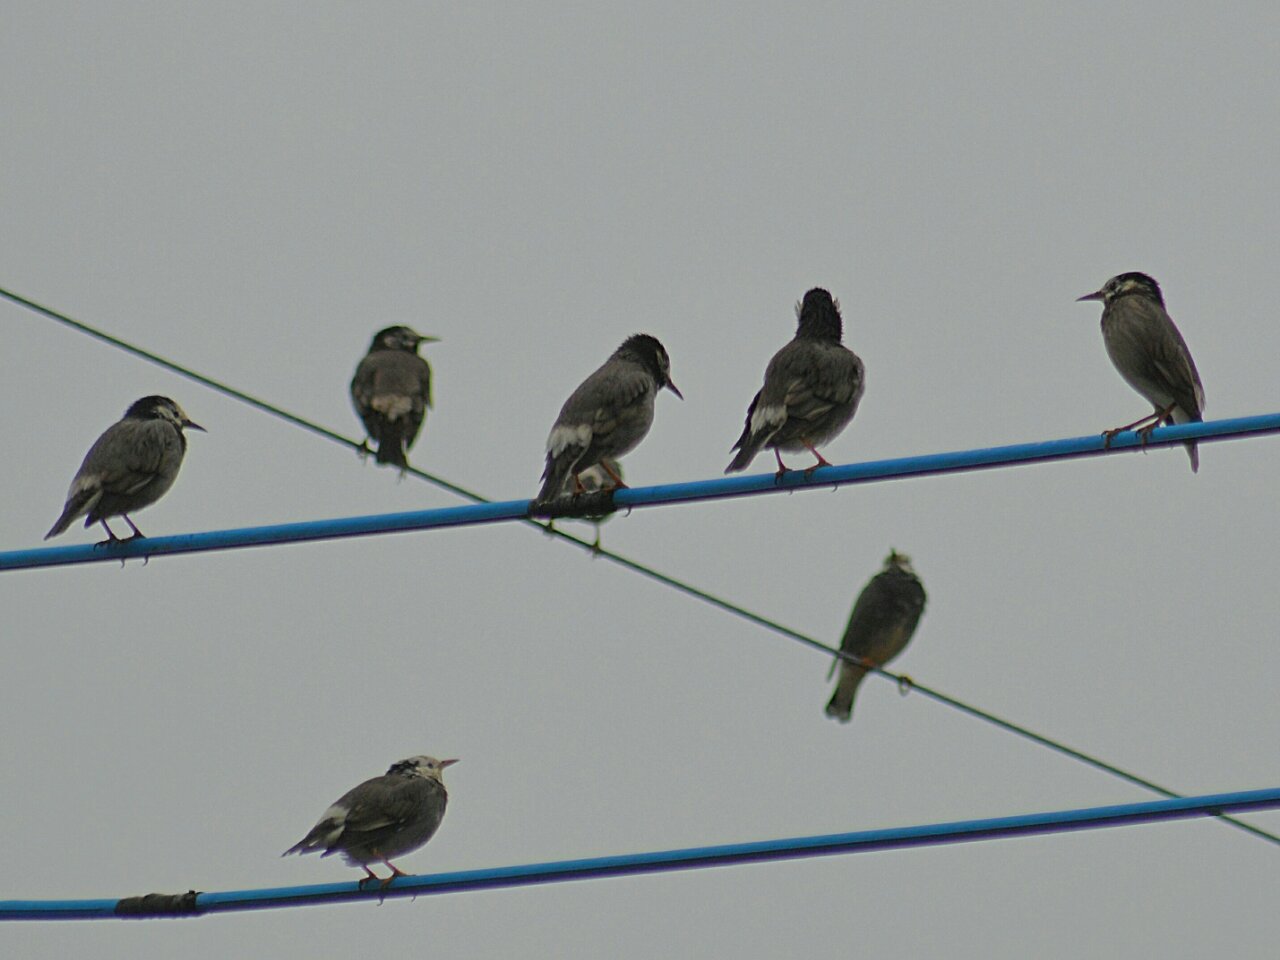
[666,380,684,400]
[1076,290,1105,302]
[184,419,207,432]
[418,335,441,345]
[439,758,460,768]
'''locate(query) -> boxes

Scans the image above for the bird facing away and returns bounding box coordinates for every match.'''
[1077,272,1205,472]
[535,334,682,504]
[45,395,205,543]
[350,325,439,469]
[825,550,926,724]
[726,288,865,476]
[284,755,457,885]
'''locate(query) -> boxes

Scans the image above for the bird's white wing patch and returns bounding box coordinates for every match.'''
[546,423,592,456]
[67,473,105,499]
[749,403,787,436]
[371,395,414,420]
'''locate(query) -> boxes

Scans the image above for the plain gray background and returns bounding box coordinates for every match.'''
[3,3,1278,956]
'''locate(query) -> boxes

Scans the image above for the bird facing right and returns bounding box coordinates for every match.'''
[45,395,205,543]
[725,288,865,476]
[350,326,439,469]
[1077,272,1205,472]
[535,334,682,505]
[284,755,457,885]
[825,550,926,724]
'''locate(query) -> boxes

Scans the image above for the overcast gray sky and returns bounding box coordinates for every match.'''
[3,2,1279,957]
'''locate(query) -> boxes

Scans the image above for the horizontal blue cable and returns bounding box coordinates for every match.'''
[4,412,1278,572]
[4,787,1277,920]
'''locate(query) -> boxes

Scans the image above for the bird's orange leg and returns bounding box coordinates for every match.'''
[773,448,790,481]
[802,441,832,477]
[600,460,627,489]
[1136,404,1177,445]
[379,859,408,889]
[1103,409,1166,448]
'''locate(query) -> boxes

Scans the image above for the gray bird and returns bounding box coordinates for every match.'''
[565,457,623,551]
[825,550,926,724]
[351,325,439,469]
[45,395,205,543]
[535,334,682,504]
[284,755,457,885]
[1077,272,1205,472]
[726,288,865,476]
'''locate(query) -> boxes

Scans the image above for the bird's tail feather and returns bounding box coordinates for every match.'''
[1185,440,1199,473]
[374,440,408,468]
[824,665,868,723]
[724,440,763,474]
[536,452,580,504]
[44,491,96,540]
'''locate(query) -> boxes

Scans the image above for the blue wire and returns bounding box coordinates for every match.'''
[5,413,1279,572]
[4,787,1277,920]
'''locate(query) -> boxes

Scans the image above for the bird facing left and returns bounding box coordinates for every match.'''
[1077,272,1205,472]
[284,755,458,886]
[44,395,205,543]
[350,325,439,469]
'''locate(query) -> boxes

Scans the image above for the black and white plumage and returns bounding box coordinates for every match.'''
[284,755,457,885]
[350,326,438,469]
[1078,272,1205,472]
[725,288,865,476]
[535,334,681,505]
[44,395,205,543]
[566,457,622,550]
[825,550,926,724]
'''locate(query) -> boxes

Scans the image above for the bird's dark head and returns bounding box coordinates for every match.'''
[884,549,915,575]
[1076,272,1164,308]
[387,755,459,782]
[124,396,205,433]
[369,325,439,353]
[616,334,683,399]
[795,288,843,341]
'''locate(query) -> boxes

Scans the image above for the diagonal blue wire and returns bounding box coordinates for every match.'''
[3,787,1277,920]
[3,412,1279,572]
[4,285,1278,847]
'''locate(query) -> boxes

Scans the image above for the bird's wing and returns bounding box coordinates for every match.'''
[354,354,432,421]
[549,363,652,453]
[1148,315,1205,415]
[771,344,863,428]
[1116,299,1205,417]
[837,571,925,660]
[335,778,440,846]
[74,420,172,498]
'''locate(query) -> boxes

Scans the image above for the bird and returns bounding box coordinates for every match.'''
[535,334,682,505]
[284,755,457,886]
[1077,272,1205,472]
[725,288,865,477]
[565,457,623,551]
[825,550,926,724]
[45,395,205,543]
[350,326,439,469]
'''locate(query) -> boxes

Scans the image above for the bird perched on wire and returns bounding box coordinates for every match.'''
[725,288,865,477]
[825,550,926,724]
[350,325,439,469]
[284,755,457,886]
[565,457,623,551]
[45,395,205,543]
[534,334,682,506]
[1077,272,1205,472]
